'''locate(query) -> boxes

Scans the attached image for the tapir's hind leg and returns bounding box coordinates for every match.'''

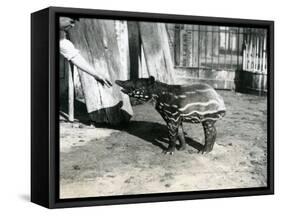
[199,120,217,154]
[178,122,186,151]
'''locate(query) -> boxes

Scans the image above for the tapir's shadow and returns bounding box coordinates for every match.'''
[123,121,204,151]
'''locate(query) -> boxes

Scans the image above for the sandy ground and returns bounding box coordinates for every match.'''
[60,90,267,199]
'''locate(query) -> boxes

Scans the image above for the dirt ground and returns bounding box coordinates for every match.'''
[59,90,267,199]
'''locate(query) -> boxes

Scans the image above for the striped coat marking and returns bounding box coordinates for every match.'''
[178,100,222,112]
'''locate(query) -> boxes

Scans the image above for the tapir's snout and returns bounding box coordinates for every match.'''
[115,80,131,88]
[115,80,123,87]
[115,80,134,94]
[115,77,154,101]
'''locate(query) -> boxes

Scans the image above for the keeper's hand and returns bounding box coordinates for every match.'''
[94,75,112,88]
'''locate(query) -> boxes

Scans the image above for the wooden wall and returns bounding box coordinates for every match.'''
[66,19,133,125]
[60,19,175,124]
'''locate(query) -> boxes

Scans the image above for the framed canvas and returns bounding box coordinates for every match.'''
[31,6,274,208]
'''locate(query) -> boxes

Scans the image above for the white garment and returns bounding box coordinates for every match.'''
[60,38,79,60]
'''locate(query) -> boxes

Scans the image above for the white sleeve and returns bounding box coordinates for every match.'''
[60,39,79,61]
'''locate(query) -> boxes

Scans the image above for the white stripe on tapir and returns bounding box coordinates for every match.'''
[195,88,214,93]
[178,99,220,111]
[178,95,187,98]
[164,109,179,116]
[181,109,225,117]
[202,117,223,121]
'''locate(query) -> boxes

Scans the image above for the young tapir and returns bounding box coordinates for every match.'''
[115,76,226,155]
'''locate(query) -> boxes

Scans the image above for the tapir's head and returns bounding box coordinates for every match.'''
[115,76,155,101]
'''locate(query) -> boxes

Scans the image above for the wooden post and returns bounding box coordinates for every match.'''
[68,63,74,122]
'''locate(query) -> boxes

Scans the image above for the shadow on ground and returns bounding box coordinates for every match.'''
[122,120,204,151]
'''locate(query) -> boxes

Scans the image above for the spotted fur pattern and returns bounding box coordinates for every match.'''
[116,76,226,154]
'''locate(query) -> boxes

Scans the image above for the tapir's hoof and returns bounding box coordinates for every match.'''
[198,146,212,154]
[162,149,175,155]
[178,145,186,151]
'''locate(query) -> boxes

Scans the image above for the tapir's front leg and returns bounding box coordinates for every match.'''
[163,121,180,155]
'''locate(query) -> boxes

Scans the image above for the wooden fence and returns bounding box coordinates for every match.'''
[166,24,267,92]
[169,25,244,71]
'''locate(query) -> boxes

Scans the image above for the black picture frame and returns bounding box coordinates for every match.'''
[31,6,274,209]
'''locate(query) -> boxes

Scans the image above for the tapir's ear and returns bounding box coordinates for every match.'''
[149,76,155,84]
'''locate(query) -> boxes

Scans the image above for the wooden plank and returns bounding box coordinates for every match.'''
[174,76,235,90]
[174,67,198,78]
[186,25,193,67]
[73,65,85,103]
[206,26,213,68]
[224,27,228,69]
[212,26,219,70]
[255,33,259,72]
[218,27,223,69]
[180,25,193,67]
[230,29,238,70]
[253,29,257,72]
[179,26,186,67]
[68,63,74,122]
[59,55,66,79]
[244,29,249,70]
[59,55,68,98]
[249,31,253,71]
[259,35,262,72]
[116,21,130,78]
[127,21,141,80]
[166,23,175,65]
[139,22,175,84]
[192,25,199,68]
[237,28,244,70]
[174,24,181,66]
[68,18,133,125]
[139,44,149,78]
[199,25,206,68]
[262,33,267,73]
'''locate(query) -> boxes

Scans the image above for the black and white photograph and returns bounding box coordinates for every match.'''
[58,15,270,199]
